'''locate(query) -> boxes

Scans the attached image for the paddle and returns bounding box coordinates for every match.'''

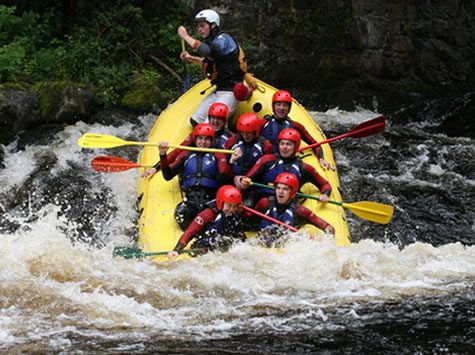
[91,156,155,173]
[181,39,191,92]
[241,205,300,232]
[113,246,205,259]
[298,116,385,152]
[250,181,393,224]
[77,133,234,154]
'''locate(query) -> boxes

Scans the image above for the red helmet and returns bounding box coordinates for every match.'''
[277,128,301,151]
[208,103,229,122]
[236,112,260,134]
[233,83,252,101]
[275,172,299,198]
[192,123,215,140]
[272,90,292,107]
[216,185,242,210]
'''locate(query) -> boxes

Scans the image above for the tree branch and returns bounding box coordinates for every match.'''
[149,55,183,84]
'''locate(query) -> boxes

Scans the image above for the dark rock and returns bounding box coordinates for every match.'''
[191,0,475,112]
[1,153,117,246]
[15,124,67,150]
[0,143,4,168]
[0,87,41,144]
[35,81,96,124]
[89,109,138,127]
[435,92,475,138]
[388,91,475,138]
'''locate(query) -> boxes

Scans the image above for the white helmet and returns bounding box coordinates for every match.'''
[194,9,220,26]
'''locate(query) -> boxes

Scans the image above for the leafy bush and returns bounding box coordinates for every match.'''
[0,1,193,106]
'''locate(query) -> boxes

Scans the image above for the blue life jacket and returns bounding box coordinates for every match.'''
[214,128,233,149]
[196,202,243,249]
[260,155,302,196]
[259,196,297,230]
[260,115,293,152]
[231,136,266,175]
[202,28,246,88]
[183,152,218,190]
[206,212,242,238]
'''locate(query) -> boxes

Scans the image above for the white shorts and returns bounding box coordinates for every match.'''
[191,90,238,124]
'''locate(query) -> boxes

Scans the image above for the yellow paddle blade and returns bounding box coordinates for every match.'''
[77,134,157,149]
[78,134,234,153]
[342,201,394,224]
[78,134,128,148]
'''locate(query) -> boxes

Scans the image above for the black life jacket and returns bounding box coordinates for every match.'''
[201,27,247,88]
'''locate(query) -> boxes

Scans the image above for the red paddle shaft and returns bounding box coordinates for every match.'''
[298,116,385,152]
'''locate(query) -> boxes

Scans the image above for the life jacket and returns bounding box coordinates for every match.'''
[259,196,297,230]
[194,202,243,250]
[231,136,266,175]
[201,28,247,87]
[260,115,293,151]
[214,128,234,149]
[183,152,218,190]
[260,155,303,195]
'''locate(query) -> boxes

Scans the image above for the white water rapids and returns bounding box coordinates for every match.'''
[1,110,474,352]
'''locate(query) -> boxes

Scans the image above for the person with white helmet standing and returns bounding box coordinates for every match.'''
[178,9,248,126]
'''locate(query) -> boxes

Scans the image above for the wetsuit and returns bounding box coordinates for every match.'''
[258,115,324,158]
[245,153,332,199]
[254,196,333,247]
[172,201,246,256]
[160,149,230,230]
[152,128,235,170]
[224,134,273,176]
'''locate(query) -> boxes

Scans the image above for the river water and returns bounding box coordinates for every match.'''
[0,101,474,354]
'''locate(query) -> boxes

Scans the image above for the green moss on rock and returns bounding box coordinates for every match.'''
[120,73,169,113]
[0,82,32,91]
[33,81,91,120]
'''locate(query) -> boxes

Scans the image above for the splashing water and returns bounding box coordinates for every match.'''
[0,109,474,353]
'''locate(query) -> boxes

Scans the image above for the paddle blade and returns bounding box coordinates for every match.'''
[343,201,394,224]
[113,247,147,259]
[113,246,205,259]
[91,156,141,173]
[298,116,386,152]
[347,116,385,138]
[78,133,128,149]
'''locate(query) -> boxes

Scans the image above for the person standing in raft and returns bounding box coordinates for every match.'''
[251,173,335,247]
[178,9,250,126]
[143,103,235,177]
[168,185,246,258]
[234,128,332,205]
[158,123,230,230]
[258,90,330,169]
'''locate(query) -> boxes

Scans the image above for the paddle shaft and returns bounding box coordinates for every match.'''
[298,116,385,152]
[168,144,234,154]
[98,162,155,169]
[250,181,329,203]
[241,205,299,232]
[181,39,191,92]
[113,247,204,259]
[78,133,233,153]
[112,141,234,154]
[250,181,393,224]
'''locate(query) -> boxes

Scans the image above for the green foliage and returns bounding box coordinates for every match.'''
[0,1,191,107]
[0,40,26,81]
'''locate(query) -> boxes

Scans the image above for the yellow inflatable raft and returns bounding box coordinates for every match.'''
[136,78,351,261]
